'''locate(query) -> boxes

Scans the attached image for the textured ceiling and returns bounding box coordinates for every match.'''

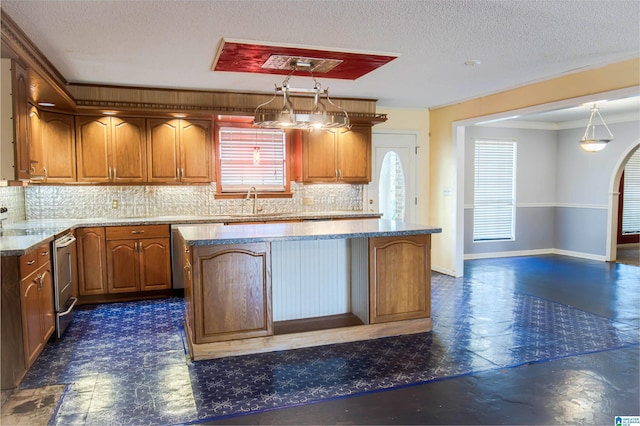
[1,0,639,110]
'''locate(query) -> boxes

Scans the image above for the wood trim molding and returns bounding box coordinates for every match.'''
[1,10,75,109]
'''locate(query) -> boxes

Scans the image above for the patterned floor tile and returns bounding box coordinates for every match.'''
[11,270,638,425]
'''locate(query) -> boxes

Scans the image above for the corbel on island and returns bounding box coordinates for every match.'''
[175,219,442,360]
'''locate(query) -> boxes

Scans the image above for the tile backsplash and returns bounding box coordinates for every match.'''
[15,182,363,220]
[0,186,26,224]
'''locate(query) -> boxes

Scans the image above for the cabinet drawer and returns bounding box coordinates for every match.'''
[20,242,51,277]
[105,224,169,240]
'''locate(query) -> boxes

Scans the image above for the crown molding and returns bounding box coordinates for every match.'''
[1,9,75,109]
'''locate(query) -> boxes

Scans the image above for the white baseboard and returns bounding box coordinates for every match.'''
[464,249,552,260]
[431,265,457,277]
[551,249,607,262]
[464,248,607,262]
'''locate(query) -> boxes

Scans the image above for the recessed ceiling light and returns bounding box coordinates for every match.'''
[37,102,56,107]
[464,59,482,66]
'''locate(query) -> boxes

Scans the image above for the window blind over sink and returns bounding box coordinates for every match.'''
[218,127,286,192]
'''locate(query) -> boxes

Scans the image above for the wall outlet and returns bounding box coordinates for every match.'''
[302,196,314,206]
[112,199,119,209]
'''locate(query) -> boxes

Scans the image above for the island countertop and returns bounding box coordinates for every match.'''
[177,219,442,245]
[0,211,381,256]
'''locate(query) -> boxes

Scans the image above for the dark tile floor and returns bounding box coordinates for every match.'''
[12,255,640,425]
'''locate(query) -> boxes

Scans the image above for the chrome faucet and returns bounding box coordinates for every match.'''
[246,186,262,214]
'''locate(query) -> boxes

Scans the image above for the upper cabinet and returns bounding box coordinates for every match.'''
[28,108,76,183]
[302,125,371,183]
[12,60,30,181]
[76,116,146,183]
[147,118,212,183]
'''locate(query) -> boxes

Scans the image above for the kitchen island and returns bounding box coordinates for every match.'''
[175,219,442,360]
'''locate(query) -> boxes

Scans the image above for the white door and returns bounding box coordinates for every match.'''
[370,132,417,222]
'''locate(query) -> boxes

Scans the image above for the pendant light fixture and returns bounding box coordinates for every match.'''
[580,104,614,152]
[253,60,350,130]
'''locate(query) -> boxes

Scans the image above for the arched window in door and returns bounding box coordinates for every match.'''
[378,151,406,220]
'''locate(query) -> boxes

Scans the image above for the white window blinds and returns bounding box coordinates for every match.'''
[622,149,640,235]
[473,140,517,242]
[218,127,286,192]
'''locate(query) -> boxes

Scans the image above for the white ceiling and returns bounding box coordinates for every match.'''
[2,0,639,114]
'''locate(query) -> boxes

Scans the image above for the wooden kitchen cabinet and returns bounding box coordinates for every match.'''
[12,60,31,181]
[301,125,371,183]
[1,242,54,389]
[186,242,272,344]
[20,259,54,368]
[28,109,76,182]
[77,227,108,296]
[369,235,431,323]
[105,225,171,293]
[147,118,212,183]
[76,115,147,183]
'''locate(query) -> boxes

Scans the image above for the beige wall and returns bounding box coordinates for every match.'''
[375,107,430,223]
[429,58,640,275]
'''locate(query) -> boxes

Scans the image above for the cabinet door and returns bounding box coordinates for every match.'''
[20,273,42,367]
[180,119,211,182]
[43,111,76,182]
[369,235,431,323]
[28,106,45,178]
[191,242,272,343]
[147,119,180,182]
[106,240,139,293]
[183,244,194,335]
[302,129,338,182]
[38,267,55,344]
[138,238,171,291]
[111,117,146,182]
[338,125,371,183]
[77,227,107,295]
[12,60,31,180]
[76,116,111,182]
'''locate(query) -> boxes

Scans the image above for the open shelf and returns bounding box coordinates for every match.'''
[274,313,364,335]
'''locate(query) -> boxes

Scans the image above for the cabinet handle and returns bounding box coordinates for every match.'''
[335,169,339,178]
[41,251,49,256]
[184,247,190,253]
[176,168,180,180]
[43,167,48,180]
[37,273,43,290]
[130,230,145,234]
[26,260,36,265]
[113,167,117,180]
[339,169,343,179]
[134,242,138,252]
[108,167,112,180]
[181,168,184,180]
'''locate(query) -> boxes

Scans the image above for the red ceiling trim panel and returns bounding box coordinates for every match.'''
[212,39,398,80]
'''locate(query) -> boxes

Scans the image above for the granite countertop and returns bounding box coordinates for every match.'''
[0,211,382,256]
[177,219,442,246]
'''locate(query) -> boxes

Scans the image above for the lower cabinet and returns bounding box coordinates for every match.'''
[368,235,431,323]
[20,262,54,367]
[77,225,171,297]
[105,225,171,293]
[186,242,272,344]
[77,227,108,295]
[1,242,54,389]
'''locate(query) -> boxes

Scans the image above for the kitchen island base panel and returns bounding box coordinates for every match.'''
[186,316,432,361]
